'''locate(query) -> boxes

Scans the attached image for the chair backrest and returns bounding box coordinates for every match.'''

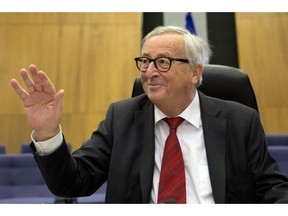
[268,146,288,176]
[266,134,288,146]
[0,145,6,154]
[131,64,259,112]
[0,154,55,202]
[20,143,33,153]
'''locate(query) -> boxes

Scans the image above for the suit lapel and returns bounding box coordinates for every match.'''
[199,92,227,203]
[134,98,155,203]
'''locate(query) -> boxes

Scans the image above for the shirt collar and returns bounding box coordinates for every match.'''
[154,91,201,128]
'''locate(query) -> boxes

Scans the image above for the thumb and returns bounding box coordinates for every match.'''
[55,89,64,111]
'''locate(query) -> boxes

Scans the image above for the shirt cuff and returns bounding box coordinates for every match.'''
[31,125,63,156]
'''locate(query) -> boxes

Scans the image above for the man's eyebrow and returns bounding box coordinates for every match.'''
[141,53,171,58]
[141,53,150,57]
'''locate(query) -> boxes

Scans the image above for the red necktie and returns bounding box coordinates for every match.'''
[157,117,186,204]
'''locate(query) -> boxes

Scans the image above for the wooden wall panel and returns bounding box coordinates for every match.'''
[235,12,288,134]
[0,13,141,153]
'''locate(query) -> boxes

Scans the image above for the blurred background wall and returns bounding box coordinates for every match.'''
[0,12,287,153]
[0,13,141,153]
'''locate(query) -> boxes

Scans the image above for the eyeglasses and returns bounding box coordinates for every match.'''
[134,56,189,72]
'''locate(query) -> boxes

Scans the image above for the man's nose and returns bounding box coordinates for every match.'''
[145,61,160,77]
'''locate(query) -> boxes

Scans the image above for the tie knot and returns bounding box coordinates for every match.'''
[164,117,184,129]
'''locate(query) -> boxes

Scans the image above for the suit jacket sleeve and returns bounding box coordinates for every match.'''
[32,94,153,203]
[32,104,114,198]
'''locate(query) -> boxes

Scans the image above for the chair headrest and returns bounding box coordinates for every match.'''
[131,64,259,112]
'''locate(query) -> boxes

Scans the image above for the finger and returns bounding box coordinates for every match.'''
[55,89,65,110]
[29,64,57,95]
[29,64,43,91]
[10,79,29,101]
[20,68,36,94]
[37,70,57,95]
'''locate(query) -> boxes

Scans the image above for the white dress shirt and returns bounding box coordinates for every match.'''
[150,91,214,204]
[32,91,214,203]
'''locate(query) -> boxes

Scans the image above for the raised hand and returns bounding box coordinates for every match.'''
[10,64,64,141]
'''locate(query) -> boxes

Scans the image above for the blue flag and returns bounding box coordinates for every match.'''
[185,12,197,35]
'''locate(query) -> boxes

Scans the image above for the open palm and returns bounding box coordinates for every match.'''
[11,64,64,141]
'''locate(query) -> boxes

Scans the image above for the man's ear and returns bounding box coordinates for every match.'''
[192,64,203,84]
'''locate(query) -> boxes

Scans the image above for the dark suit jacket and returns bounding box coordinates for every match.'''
[33,91,288,203]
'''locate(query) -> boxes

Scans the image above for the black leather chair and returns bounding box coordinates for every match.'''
[131,64,259,112]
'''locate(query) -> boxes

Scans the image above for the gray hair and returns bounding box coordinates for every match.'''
[142,26,212,86]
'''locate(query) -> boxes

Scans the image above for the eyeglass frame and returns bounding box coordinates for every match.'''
[134,56,190,72]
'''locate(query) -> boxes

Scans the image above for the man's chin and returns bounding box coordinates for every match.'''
[147,90,165,102]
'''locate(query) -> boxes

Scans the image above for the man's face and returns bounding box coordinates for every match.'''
[140,34,200,113]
